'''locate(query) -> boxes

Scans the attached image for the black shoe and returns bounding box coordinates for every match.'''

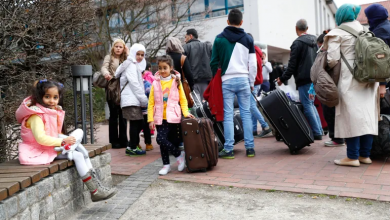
[314,135,323,140]
[111,143,122,149]
[253,131,258,136]
[246,149,255,157]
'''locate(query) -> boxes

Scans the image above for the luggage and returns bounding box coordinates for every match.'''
[338,25,390,83]
[371,115,390,158]
[181,118,218,172]
[258,90,314,154]
[191,92,244,149]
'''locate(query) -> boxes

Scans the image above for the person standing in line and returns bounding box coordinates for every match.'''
[277,19,323,140]
[115,43,149,156]
[101,39,128,149]
[247,33,272,137]
[183,29,213,97]
[325,4,379,166]
[210,9,257,159]
[365,3,390,114]
[259,52,272,93]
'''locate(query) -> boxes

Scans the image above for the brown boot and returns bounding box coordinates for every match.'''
[82,171,117,202]
[145,144,154,151]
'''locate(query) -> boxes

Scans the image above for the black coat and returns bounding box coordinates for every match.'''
[183,39,213,82]
[280,34,318,89]
[167,52,194,91]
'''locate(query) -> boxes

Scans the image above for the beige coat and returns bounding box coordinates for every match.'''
[101,55,120,77]
[323,20,379,138]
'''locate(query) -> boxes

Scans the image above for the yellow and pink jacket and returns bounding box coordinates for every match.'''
[15,96,65,165]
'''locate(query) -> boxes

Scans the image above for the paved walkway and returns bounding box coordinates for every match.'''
[96,124,390,202]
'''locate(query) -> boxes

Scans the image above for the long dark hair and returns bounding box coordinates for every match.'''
[31,80,64,108]
[157,55,180,88]
[317,29,331,44]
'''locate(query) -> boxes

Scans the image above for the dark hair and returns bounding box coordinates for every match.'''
[317,29,331,44]
[31,79,64,107]
[186,29,198,39]
[228,9,243,26]
[146,62,151,70]
[157,55,180,88]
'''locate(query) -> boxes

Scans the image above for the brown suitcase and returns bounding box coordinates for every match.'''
[181,118,218,172]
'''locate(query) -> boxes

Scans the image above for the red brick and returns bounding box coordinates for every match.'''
[244,184,274,190]
[345,183,381,190]
[303,189,340,195]
[266,182,296,187]
[378,195,390,202]
[192,179,220,185]
[232,174,259,180]
[363,189,390,196]
[332,177,365,183]
[339,192,378,200]
[215,177,241,183]
[295,184,327,190]
[238,180,268,185]
[327,186,363,193]
[205,172,233,178]
[217,182,246,188]
[284,179,314,185]
[273,186,305,193]
[364,179,390,186]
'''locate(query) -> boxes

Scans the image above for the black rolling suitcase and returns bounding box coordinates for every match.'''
[191,92,244,150]
[258,90,314,154]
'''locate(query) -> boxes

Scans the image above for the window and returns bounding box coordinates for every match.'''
[189,0,206,21]
[228,0,243,7]
[319,0,323,32]
[327,14,330,29]
[323,6,326,29]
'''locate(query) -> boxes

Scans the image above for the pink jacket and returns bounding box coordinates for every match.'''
[152,71,182,125]
[15,96,65,165]
[143,71,154,84]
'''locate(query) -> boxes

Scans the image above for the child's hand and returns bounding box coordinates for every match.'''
[149,122,155,131]
[188,114,195,119]
[64,136,76,145]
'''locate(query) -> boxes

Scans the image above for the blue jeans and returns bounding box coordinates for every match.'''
[345,135,373,159]
[251,85,268,132]
[222,78,254,151]
[298,83,323,136]
[260,80,270,93]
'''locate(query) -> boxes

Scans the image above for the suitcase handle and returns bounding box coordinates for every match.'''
[279,117,289,130]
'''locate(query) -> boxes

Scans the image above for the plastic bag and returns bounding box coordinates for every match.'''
[275,83,300,102]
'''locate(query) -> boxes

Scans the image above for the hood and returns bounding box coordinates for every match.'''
[166,37,184,54]
[365,3,389,31]
[15,96,63,124]
[296,34,317,48]
[153,70,181,82]
[143,70,153,79]
[129,43,146,71]
[221,26,247,43]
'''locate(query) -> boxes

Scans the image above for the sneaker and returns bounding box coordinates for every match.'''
[218,149,234,159]
[158,165,171,175]
[125,146,146,156]
[140,130,144,137]
[256,128,272,138]
[176,152,186,172]
[145,144,154,151]
[314,135,323,140]
[150,129,155,138]
[324,141,345,147]
[246,149,255,157]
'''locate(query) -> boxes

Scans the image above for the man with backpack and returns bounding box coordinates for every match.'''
[277,19,323,140]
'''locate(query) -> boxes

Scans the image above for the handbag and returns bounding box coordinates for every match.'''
[180,55,194,108]
[107,78,128,105]
[92,71,109,88]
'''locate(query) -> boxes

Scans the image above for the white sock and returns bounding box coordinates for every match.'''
[163,164,170,169]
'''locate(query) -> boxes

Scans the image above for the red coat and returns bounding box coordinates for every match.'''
[254,46,263,85]
[203,69,224,122]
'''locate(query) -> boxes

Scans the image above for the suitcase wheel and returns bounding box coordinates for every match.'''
[290,150,298,155]
[201,168,207,172]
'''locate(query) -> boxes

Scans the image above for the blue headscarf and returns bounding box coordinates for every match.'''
[365,3,389,31]
[335,4,361,26]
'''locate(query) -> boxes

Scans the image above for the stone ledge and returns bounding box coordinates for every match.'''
[0,153,112,220]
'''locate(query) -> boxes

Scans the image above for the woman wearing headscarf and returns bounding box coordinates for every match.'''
[166,37,194,92]
[115,43,149,156]
[323,4,379,167]
[365,4,390,112]
[101,39,128,149]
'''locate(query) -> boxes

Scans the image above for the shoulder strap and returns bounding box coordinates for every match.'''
[120,81,129,93]
[338,25,359,38]
[340,53,354,73]
[180,55,187,82]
